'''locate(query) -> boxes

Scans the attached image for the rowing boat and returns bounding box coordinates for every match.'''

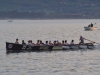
[6,42,53,52]
[6,42,95,53]
[62,44,94,49]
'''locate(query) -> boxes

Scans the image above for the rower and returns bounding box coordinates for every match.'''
[45,41,49,46]
[49,41,53,46]
[27,40,32,46]
[53,41,57,46]
[62,40,65,45]
[36,40,40,45]
[40,40,44,46]
[15,38,19,44]
[30,40,35,46]
[64,40,69,45]
[70,40,75,46]
[22,40,26,45]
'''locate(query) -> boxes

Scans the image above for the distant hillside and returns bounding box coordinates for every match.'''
[0,0,100,13]
[0,0,100,19]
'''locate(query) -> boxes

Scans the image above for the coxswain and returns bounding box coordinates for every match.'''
[79,36,85,44]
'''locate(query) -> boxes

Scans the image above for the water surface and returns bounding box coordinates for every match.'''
[0,19,100,75]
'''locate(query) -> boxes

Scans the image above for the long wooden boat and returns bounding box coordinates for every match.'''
[6,42,53,52]
[6,42,95,53]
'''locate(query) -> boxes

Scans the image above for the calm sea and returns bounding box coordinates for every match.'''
[0,19,100,75]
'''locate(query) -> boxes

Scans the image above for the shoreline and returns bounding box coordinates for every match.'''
[0,18,99,20]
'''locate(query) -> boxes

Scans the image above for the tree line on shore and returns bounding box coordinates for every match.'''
[0,10,100,19]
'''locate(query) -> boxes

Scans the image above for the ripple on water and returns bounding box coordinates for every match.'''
[0,19,100,75]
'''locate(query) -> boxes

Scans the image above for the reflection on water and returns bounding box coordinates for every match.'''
[0,19,100,75]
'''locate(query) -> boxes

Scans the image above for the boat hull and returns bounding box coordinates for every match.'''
[6,42,53,52]
[84,27,98,31]
[6,42,95,53]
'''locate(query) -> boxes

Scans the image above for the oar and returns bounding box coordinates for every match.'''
[85,38,100,45]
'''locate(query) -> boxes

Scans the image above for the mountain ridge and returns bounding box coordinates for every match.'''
[0,0,100,13]
[0,0,100,19]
